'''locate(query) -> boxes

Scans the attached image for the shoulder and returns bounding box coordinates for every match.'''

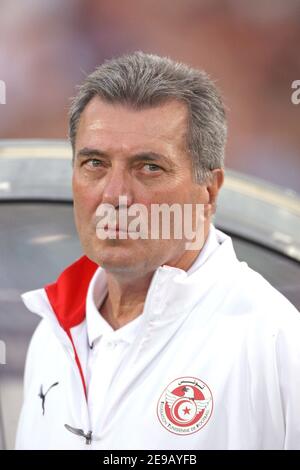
[240,262,298,314]
[23,319,64,392]
[26,319,56,357]
[230,261,300,337]
[23,320,49,386]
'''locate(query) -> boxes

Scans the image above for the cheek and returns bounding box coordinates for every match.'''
[72,173,101,222]
[145,188,190,206]
[190,185,209,204]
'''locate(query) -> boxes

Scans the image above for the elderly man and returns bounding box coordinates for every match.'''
[16,52,300,450]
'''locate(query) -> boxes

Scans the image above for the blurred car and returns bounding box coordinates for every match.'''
[0,139,299,449]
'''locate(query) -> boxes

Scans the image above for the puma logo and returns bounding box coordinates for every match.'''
[38,382,59,415]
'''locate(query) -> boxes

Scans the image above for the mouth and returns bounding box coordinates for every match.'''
[97,225,137,235]
[102,225,131,233]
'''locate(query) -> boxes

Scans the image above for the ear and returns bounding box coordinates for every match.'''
[206,169,224,215]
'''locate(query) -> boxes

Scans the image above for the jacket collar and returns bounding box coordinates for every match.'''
[44,256,98,330]
[21,256,98,333]
[21,228,239,335]
[85,224,221,347]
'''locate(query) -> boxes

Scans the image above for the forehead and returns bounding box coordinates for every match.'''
[75,97,189,154]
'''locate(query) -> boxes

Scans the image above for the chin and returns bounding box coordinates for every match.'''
[84,237,165,275]
[92,242,141,272]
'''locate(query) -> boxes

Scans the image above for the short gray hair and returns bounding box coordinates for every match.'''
[69,51,227,183]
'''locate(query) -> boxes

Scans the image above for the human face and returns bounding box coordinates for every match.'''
[72,97,213,278]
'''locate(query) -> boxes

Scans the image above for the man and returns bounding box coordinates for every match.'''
[16,52,300,450]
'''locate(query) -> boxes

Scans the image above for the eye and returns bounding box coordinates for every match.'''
[143,163,162,172]
[84,158,105,168]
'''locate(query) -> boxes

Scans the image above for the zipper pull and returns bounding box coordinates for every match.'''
[64,424,93,445]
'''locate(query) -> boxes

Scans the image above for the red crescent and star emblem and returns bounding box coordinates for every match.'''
[157,376,213,435]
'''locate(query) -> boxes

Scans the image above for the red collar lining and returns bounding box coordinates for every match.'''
[45,255,98,330]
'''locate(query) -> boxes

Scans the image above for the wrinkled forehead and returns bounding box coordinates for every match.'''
[75,96,189,154]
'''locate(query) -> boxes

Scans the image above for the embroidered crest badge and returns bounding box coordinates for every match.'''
[157,376,213,435]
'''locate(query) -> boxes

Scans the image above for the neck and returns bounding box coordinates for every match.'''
[100,223,211,329]
[100,272,153,330]
[100,245,205,330]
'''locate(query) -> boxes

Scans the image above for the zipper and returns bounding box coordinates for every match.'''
[64,424,92,445]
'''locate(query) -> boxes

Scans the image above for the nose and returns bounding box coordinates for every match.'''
[101,167,134,208]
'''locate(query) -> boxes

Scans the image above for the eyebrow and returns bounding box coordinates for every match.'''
[76,148,107,158]
[76,148,174,166]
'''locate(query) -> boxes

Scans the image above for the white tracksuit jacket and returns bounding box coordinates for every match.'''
[16,230,300,450]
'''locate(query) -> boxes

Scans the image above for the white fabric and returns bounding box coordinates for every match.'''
[85,225,220,429]
[86,224,219,347]
[16,228,300,450]
[85,272,143,430]
[186,224,220,274]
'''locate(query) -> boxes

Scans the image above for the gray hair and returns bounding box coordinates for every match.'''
[69,51,227,183]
